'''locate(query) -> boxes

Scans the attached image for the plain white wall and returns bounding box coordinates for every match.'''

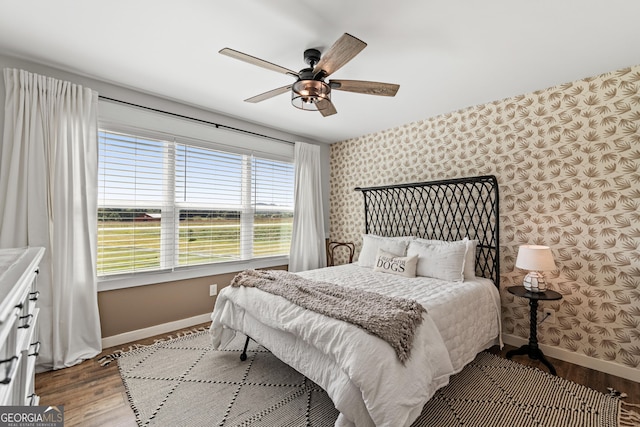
[0,53,331,236]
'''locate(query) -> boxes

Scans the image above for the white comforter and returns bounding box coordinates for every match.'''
[210,264,501,427]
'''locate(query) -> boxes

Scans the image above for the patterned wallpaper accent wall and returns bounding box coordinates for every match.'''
[329,65,640,369]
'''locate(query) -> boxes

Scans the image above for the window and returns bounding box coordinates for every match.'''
[97,129,294,277]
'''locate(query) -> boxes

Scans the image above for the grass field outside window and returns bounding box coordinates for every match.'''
[97,215,292,275]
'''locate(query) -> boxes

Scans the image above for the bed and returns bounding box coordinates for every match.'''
[210,175,501,427]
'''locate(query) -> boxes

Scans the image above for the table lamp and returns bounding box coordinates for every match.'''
[515,245,557,292]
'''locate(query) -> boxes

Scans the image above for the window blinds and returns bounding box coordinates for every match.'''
[97,131,170,275]
[97,130,294,276]
[252,157,295,258]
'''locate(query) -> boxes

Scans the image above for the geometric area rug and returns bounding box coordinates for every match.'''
[111,330,640,427]
[115,330,337,426]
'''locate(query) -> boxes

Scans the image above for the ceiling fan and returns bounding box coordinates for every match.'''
[219,33,400,117]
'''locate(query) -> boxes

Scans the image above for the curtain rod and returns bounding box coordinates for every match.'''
[98,96,296,145]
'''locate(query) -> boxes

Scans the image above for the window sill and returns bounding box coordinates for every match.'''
[97,256,289,292]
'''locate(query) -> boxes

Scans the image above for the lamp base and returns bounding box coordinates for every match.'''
[523,271,547,292]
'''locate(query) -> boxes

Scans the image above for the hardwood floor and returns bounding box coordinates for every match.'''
[487,346,640,402]
[35,324,211,427]
[36,324,639,427]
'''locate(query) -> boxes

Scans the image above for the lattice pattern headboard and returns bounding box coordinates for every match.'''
[355,175,500,287]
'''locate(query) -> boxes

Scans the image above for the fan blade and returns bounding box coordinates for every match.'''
[245,85,293,103]
[220,48,298,78]
[312,33,367,77]
[330,79,399,97]
[317,99,337,117]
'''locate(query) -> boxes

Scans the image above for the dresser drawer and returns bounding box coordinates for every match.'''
[0,352,24,406]
[22,268,40,321]
[0,303,22,381]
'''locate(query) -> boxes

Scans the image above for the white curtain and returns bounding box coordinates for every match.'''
[289,142,326,272]
[0,68,102,371]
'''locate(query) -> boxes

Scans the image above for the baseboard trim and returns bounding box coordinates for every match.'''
[101,313,212,349]
[502,334,640,383]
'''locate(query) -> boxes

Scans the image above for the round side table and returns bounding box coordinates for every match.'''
[506,285,562,375]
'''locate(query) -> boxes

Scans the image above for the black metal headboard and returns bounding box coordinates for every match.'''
[355,175,500,287]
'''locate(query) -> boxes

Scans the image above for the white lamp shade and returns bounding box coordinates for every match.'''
[515,245,557,272]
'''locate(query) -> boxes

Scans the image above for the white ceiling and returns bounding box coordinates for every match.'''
[1,0,639,144]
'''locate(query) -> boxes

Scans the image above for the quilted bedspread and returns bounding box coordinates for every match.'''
[210,264,501,427]
[230,268,427,363]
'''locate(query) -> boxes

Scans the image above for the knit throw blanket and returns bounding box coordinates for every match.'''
[231,269,426,364]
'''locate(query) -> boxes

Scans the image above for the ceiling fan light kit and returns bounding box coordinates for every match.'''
[220,33,399,117]
[291,79,331,111]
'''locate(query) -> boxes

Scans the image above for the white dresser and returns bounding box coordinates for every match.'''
[0,247,45,406]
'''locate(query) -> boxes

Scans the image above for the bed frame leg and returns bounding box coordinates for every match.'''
[240,336,251,361]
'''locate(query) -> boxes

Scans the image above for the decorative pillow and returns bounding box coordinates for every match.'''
[407,239,467,281]
[357,234,413,268]
[413,237,477,280]
[464,239,478,279]
[373,249,418,278]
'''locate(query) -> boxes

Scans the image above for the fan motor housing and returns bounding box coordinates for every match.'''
[298,68,317,81]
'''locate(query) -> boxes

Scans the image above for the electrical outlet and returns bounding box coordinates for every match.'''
[543,308,556,324]
[209,284,218,296]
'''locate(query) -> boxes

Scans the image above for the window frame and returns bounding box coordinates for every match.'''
[97,102,295,291]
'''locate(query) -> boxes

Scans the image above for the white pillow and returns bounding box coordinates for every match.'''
[414,237,477,279]
[407,239,467,281]
[464,239,478,279]
[357,234,412,268]
[373,249,418,278]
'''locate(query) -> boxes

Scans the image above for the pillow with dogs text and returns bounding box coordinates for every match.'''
[373,248,418,278]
